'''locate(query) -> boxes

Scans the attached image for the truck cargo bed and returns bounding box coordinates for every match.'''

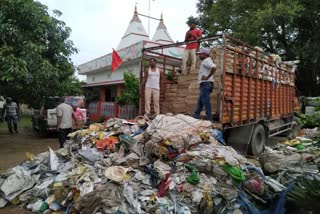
[140,35,297,132]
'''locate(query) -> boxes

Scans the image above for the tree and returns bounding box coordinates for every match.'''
[196,0,320,96]
[116,71,139,107]
[0,0,81,108]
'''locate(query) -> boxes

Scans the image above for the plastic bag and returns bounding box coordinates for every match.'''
[26,199,44,212]
[73,184,122,214]
[243,177,265,196]
[0,197,7,208]
[221,187,238,200]
[259,148,301,173]
[123,185,142,213]
[199,192,214,214]
[0,166,39,200]
[25,152,35,161]
[104,166,129,183]
[185,164,200,185]
[96,136,119,151]
[191,189,202,203]
[211,129,225,145]
[154,159,172,178]
[78,148,103,163]
[49,147,59,171]
[222,164,245,182]
[79,181,94,196]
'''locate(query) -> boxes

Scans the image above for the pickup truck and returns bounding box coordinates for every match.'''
[32,96,88,135]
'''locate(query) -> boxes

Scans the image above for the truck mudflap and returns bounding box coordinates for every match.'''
[225,124,255,155]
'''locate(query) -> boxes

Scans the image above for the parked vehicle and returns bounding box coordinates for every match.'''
[300,96,320,113]
[141,34,300,156]
[32,96,89,135]
[0,96,5,117]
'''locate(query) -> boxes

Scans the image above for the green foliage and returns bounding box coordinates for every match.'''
[196,0,320,96]
[115,71,139,107]
[166,70,173,81]
[287,178,320,211]
[306,98,320,111]
[0,0,80,108]
[186,16,198,25]
[83,87,99,103]
[97,116,106,123]
[143,59,149,67]
[298,111,320,128]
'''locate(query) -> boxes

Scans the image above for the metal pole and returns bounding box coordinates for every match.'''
[138,13,160,21]
[148,0,150,36]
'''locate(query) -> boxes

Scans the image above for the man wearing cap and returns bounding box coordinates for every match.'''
[194,48,216,121]
[1,97,20,134]
[181,16,202,75]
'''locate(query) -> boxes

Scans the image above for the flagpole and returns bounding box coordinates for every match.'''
[138,0,158,36]
[148,0,150,36]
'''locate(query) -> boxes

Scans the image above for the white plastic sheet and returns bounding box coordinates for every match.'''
[0,197,7,208]
[123,185,142,213]
[49,147,59,171]
[0,166,40,200]
[145,114,213,152]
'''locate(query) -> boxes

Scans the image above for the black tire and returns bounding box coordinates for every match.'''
[32,120,37,131]
[249,124,266,156]
[39,126,48,137]
[38,120,48,137]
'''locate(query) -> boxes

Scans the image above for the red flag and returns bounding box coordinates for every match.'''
[111,49,122,71]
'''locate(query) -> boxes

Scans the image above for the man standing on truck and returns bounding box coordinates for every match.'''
[181,16,202,75]
[141,58,163,118]
[56,97,76,148]
[194,48,216,121]
[1,97,20,134]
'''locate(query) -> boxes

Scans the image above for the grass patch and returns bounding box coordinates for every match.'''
[0,115,32,131]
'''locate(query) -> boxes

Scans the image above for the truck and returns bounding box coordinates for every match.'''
[32,96,89,135]
[140,34,299,155]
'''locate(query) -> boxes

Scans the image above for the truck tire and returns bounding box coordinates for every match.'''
[249,124,266,156]
[38,120,48,137]
[32,119,37,131]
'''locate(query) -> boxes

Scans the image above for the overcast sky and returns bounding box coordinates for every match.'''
[38,0,198,78]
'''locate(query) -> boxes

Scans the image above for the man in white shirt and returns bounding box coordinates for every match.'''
[194,48,216,121]
[141,58,163,118]
[56,97,76,148]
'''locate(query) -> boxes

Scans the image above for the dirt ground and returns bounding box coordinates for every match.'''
[0,117,59,173]
[0,117,58,213]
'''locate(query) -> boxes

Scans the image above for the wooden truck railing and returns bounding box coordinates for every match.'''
[140,34,299,156]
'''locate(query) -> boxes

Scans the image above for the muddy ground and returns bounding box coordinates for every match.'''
[0,117,58,173]
[0,117,58,213]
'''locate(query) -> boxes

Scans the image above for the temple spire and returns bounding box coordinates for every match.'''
[152,13,174,44]
[116,4,150,50]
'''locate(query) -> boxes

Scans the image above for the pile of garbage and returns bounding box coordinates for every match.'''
[0,114,319,213]
[260,129,320,183]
